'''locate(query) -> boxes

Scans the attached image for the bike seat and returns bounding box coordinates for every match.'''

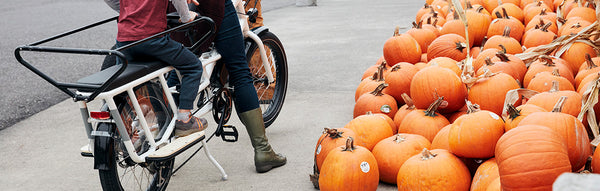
[76,60,169,92]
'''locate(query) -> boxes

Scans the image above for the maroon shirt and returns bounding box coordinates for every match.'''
[117,0,169,42]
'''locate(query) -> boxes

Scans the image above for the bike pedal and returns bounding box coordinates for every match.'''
[220,125,238,142]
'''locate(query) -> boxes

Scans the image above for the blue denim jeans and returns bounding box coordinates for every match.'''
[116,36,203,110]
[167,0,259,113]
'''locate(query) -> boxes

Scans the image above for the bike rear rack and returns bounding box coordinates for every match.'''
[14,15,216,102]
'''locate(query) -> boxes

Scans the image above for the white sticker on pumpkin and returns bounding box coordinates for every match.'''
[316,145,322,155]
[489,112,500,120]
[380,105,391,113]
[360,162,370,173]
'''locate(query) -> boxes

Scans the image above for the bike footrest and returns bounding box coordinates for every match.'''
[80,144,93,157]
[220,125,238,142]
[146,131,206,162]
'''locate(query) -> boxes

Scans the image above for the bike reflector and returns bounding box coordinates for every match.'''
[90,111,111,119]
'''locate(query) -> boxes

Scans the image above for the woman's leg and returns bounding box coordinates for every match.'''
[213,0,286,173]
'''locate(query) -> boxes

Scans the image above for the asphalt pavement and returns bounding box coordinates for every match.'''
[0,0,422,190]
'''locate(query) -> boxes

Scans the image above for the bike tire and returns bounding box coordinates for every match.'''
[245,31,288,128]
[97,91,175,191]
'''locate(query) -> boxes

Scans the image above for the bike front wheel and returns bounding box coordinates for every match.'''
[246,31,288,128]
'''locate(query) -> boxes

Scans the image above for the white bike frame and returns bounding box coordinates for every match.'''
[76,0,275,179]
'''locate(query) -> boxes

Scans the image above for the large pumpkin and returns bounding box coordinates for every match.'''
[319,137,379,191]
[449,104,505,158]
[345,112,394,150]
[427,33,469,62]
[410,65,467,113]
[397,148,471,191]
[495,125,571,191]
[354,83,398,119]
[383,26,421,65]
[313,127,357,173]
[518,96,592,171]
[372,134,431,184]
[398,97,451,142]
[470,158,500,191]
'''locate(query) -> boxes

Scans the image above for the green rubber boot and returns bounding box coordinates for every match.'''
[238,108,287,173]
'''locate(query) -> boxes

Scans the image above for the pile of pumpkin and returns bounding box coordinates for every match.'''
[310,0,600,190]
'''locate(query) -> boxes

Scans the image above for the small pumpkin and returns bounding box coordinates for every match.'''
[354,83,398,119]
[410,65,467,113]
[468,72,520,115]
[372,134,431,184]
[449,102,505,158]
[575,54,600,88]
[407,21,439,53]
[382,63,419,105]
[527,81,583,117]
[562,43,597,76]
[397,148,471,191]
[483,26,523,54]
[521,22,557,49]
[427,33,469,61]
[527,69,575,92]
[393,93,416,128]
[488,8,525,42]
[383,26,422,65]
[503,103,547,132]
[313,127,357,173]
[398,97,451,142]
[523,55,575,87]
[319,137,379,191]
[345,112,394,150]
[470,158,500,191]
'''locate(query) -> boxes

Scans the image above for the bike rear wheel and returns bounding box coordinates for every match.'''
[246,31,288,128]
[97,83,175,191]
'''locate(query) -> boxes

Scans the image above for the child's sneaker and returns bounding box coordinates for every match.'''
[174,116,208,137]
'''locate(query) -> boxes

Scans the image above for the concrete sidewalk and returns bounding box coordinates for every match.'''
[0,0,422,190]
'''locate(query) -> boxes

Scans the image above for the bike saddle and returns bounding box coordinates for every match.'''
[76,60,168,92]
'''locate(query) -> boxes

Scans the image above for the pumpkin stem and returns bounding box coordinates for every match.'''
[498,44,508,54]
[324,128,344,139]
[550,80,560,93]
[539,55,556,67]
[585,53,598,69]
[495,52,511,62]
[370,83,388,96]
[506,104,521,120]
[552,68,561,76]
[466,100,481,114]
[412,21,418,28]
[485,57,495,66]
[502,7,510,19]
[420,148,437,161]
[571,22,583,29]
[466,1,473,9]
[540,22,552,32]
[393,134,407,143]
[391,64,402,72]
[375,64,386,82]
[424,96,444,117]
[494,11,503,19]
[401,93,416,109]
[552,96,568,112]
[453,9,460,20]
[342,137,355,152]
[393,26,400,36]
[456,42,468,52]
[502,26,512,37]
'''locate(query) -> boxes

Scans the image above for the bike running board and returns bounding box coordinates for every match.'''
[146,131,206,162]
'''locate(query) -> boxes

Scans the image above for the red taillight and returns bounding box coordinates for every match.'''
[90,111,111,120]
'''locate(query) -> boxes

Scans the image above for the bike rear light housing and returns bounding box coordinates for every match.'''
[90,111,111,120]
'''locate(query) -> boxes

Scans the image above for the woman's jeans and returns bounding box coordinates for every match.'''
[116,36,202,110]
[168,0,260,113]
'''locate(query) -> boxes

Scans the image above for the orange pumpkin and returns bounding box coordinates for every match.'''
[355,65,386,101]
[491,3,524,23]
[410,65,467,113]
[523,56,575,87]
[566,5,597,23]
[383,27,421,65]
[525,17,558,34]
[468,72,520,115]
[495,125,571,191]
[398,97,451,142]
[490,50,527,84]
[393,93,416,128]
[476,57,522,84]
[527,69,575,92]
[575,54,600,88]
[427,33,469,61]
[319,137,379,191]
[449,104,505,158]
[397,148,471,191]
[345,112,394,150]
[471,158,500,191]
[503,104,547,132]
[559,19,592,37]
[521,22,556,49]
[483,26,523,54]
[440,11,475,48]
[427,57,462,76]
[466,5,492,46]
[407,21,438,53]
[360,57,388,80]
[488,8,525,42]
[382,63,418,105]
[486,177,501,191]
[561,42,597,75]
[473,48,501,71]
[354,83,398,119]
[527,81,582,117]
[523,1,553,24]
[431,124,451,150]
[372,134,431,184]
[518,96,592,171]
[313,127,357,173]
[592,145,600,173]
